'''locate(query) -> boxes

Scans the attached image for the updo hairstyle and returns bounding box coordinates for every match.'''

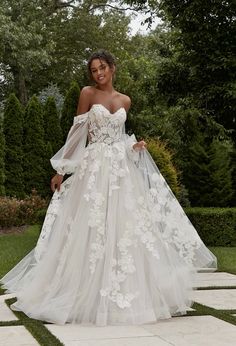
[87,49,116,78]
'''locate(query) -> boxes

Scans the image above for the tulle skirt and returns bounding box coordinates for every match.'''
[0,141,216,325]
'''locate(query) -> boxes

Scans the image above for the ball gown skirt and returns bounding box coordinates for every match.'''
[0,104,217,326]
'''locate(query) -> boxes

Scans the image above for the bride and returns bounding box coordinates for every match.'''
[0,50,217,326]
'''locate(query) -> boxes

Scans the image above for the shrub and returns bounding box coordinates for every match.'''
[0,190,48,228]
[185,207,236,246]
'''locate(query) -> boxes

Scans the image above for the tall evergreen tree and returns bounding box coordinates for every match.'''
[0,119,5,196]
[23,95,46,196]
[60,81,80,141]
[207,140,233,207]
[44,96,63,154]
[184,137,233,207]
[230,146,236,206]
[43,96,62,196]
[184,136,212,207]
[3,93,24,198]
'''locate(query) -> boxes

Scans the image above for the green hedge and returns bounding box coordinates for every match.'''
[185,207,236,247]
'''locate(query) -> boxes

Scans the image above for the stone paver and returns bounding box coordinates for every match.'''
[46,316,236,346]
[143,315,236,346]
[46,324,154,340]
[0,326,39,345]
[194,272,236,288]
[65,337,171,346]
[0,293,16,303]
[191,289,236,310]
[0,293,18,322]
[0,301,18,322]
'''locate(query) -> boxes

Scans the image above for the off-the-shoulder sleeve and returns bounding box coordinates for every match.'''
[50,112,89,175]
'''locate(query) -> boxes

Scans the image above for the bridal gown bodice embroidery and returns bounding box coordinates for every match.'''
[87,104,126,145]
[0,104,217,326]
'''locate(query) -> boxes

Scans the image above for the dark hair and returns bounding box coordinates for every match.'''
[87,49,116,76]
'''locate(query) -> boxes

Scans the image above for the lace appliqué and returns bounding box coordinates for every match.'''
[87,192,106,274]
[35,177,73,262]
[149,172,201,265]
[100,225,139,309]
[109,143,127,196]
[88,112,123,145]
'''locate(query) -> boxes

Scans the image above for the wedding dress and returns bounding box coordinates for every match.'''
[0,104,217,326]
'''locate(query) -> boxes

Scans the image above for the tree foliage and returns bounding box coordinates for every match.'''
[157,0,236,134]
[0,1,136,103]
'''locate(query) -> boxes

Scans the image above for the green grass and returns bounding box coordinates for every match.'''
[209,247,236,274]
[0,225,40,278]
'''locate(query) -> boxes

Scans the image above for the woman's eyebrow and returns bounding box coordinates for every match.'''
[91,63,106,71]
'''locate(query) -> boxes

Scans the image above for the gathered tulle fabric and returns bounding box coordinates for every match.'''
[0,104,217,326]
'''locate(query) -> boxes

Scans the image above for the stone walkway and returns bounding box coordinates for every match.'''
[1,272,236,346]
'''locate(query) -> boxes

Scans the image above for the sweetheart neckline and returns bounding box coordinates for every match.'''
[90,104,126,115]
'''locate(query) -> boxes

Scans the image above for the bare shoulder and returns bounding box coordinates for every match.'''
[117,92,131,112]
[80,85,96,97]
[77,86,95,114]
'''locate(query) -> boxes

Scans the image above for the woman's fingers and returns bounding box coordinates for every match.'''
[51,176,61,192]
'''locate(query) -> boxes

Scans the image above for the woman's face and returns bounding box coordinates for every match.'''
[90,58,114,85]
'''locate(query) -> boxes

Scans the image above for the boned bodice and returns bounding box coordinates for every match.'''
[88,104,126,145]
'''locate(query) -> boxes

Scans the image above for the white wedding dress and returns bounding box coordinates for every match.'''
[0,104,217,326]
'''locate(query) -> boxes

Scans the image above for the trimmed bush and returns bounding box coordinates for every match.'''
[185,207,236,246]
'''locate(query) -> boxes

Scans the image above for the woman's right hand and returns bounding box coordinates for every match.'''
[51,174,64,192]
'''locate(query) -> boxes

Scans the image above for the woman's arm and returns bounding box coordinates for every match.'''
[51,88,91,192]
[77,86,93,115]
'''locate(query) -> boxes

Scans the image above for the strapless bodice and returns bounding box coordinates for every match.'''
[87,104,126,145]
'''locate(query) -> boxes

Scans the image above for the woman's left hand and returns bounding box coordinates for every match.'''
[132,140,147,151]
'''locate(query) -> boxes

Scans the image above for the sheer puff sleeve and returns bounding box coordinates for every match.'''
[50,112,89,176]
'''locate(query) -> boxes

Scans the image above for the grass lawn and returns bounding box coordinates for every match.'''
[0,225,40,279]
[209,247,236,274]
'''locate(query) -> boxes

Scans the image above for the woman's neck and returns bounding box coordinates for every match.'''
[95,82,115,94]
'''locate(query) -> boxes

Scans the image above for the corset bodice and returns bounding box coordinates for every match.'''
[87,104,126,145]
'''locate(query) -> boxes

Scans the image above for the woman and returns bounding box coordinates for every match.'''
[0,50,217,326]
